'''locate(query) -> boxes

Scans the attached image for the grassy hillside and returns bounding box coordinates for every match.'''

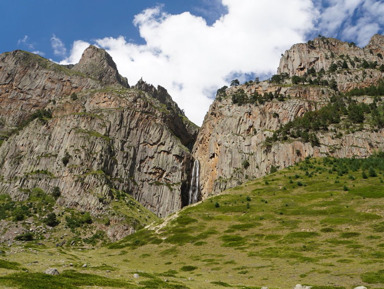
[1,155,384,289]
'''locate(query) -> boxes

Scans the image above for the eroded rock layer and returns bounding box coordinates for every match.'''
[0,46,197,238]
[194,34,384,198]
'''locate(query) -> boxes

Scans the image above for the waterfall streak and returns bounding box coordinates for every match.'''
[188,160,200,205]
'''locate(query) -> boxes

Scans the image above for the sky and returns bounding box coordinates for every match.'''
[1,0,384,125]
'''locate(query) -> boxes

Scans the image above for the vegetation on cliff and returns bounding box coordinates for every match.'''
[1,155,384,288]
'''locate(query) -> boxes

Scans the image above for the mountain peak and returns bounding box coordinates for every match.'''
[367,33,384,49]
[73,45,129,88]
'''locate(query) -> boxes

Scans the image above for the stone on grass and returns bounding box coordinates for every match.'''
[45,268,60,275]
[294,285,312,289]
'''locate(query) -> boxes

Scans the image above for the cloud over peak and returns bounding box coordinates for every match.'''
[53,0,382,125]
[92,0,316,125]
[316,0,384,46]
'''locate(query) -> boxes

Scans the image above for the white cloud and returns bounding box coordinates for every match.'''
[51,34,67,57]
[316,0,384,46]
[32,50,46,56]
[18,35,31,47]
[59,0,316,125]
[59,40,90,64]
[17,35,45,56]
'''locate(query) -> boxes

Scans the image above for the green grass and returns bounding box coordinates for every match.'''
[2,156,384,288]
[0,259,21,270]
[361,270,384,283]
[0,271,134,289]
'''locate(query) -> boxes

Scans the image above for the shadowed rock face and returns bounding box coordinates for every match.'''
[193,34,384,198]
[0,46,197,229]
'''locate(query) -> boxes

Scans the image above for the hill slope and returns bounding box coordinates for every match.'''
[1,155,384,288]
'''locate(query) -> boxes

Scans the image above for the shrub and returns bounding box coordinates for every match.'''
[292,75,302,84]
[270,165,278,174]
[271,74,283,83]
[84,230,107,245]
[242,160,250,169]
[369,167,377,177]
[65,211,92,230]
[44,212,59,227]
[180,265,197,272]
[232,89,248,105]
[230,79,239,87]
[15,232,34,241]
[13,207,28,221]
[62,152,70,166]
[52,187,61,199]
[70,93,78,100]
[216,86,228,100]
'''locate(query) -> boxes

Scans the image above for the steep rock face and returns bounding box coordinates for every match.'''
[0,88,193,217]
[0,50,102,130]
[194,34,384,198]
[0,47,197,241]
[134,79,198,149]
[278,34,384,77]
[278,34,384,91]
[194,84,384,197]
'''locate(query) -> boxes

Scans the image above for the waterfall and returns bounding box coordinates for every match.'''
[188,159,200,205]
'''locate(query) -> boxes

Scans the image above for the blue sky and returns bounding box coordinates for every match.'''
[1,0,226,60]
[1,0,383,125]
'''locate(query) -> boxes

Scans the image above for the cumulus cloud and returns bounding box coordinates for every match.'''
[316,0,384,46]
[60,0,316,125]
[51,34,67,57]
[59,40,90,64]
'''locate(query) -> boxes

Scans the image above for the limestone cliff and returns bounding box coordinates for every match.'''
[0,46,197,241]
[278,34,384,91]
[194,34,384,198]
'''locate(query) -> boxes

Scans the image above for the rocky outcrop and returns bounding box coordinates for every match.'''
[0,50,102,130]
[0,88,194,217]
[194,84,384,197]
[278,34,384,77]
[194,34,384,198]
[278,34,384,92]
[72,45,129,88]
[0,47,197,241]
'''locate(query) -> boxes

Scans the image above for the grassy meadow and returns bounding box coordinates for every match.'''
[1,156,384,289]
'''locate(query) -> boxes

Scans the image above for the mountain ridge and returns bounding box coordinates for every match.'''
[0,34,383,244]
[193,34,384,199]
[0,45,197,243]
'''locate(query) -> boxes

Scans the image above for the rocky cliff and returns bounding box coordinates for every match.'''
[193,34,384,198]
[0,46,197,242]
[278,34,384,91]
